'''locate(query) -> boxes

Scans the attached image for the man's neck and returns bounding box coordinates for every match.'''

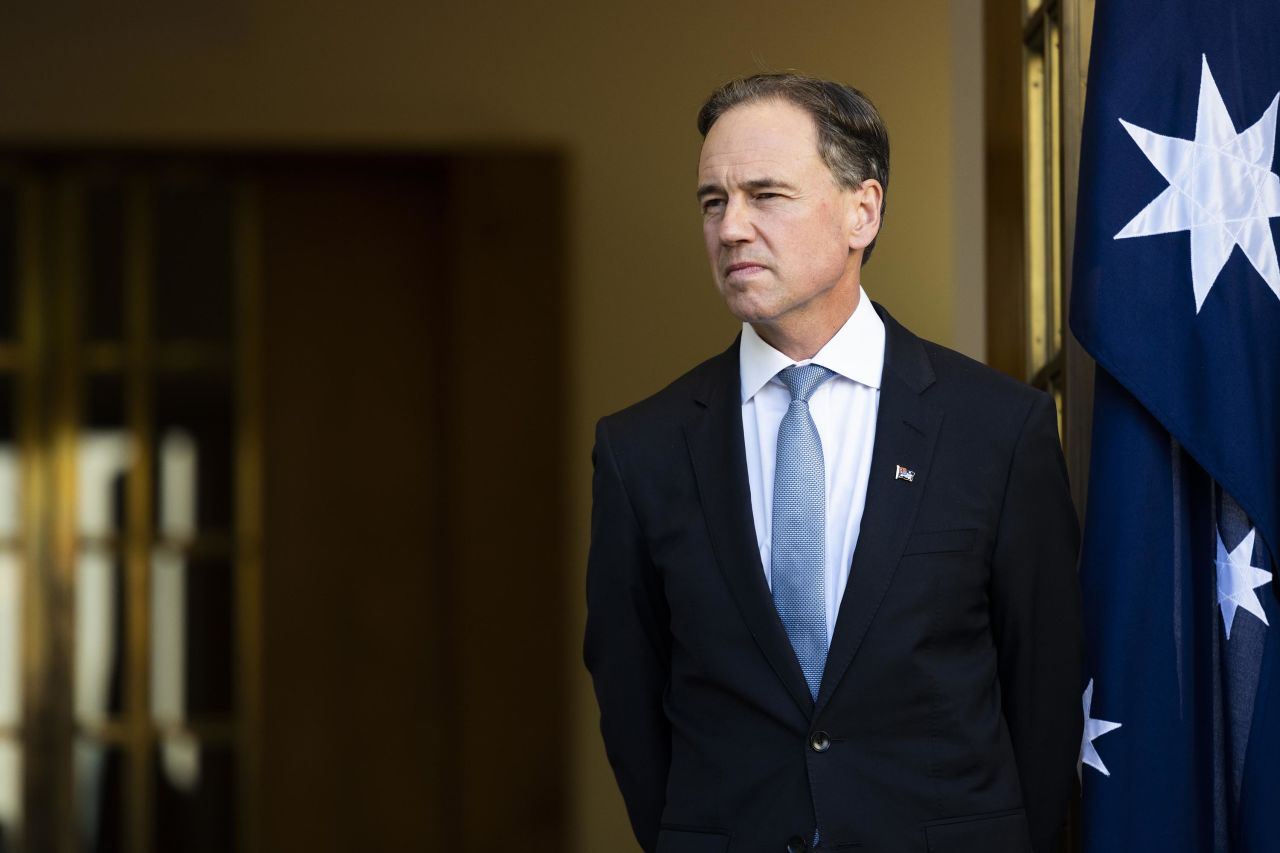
[751,288,862,361]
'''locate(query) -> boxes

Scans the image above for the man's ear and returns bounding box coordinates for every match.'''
[847,179,883,252]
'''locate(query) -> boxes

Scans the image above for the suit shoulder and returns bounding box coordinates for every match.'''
[597,343,734,444]
[877,302,1046,421]
[920,340,1050,426]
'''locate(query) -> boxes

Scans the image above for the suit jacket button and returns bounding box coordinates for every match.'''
[809,731,831,752]
[785,836,807,853]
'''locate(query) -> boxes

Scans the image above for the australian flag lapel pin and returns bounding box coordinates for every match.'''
[895,465,916,483]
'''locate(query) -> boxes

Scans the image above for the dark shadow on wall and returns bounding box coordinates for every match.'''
[259,152,571,853]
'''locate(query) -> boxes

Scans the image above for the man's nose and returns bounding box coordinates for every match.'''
[718,197,754,244]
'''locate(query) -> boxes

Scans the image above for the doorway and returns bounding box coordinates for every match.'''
[0,151,570,852]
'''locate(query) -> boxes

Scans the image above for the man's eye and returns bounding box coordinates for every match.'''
[702,199,725,213]
[755,192,780,201]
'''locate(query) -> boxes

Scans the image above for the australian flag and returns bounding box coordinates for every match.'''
[1071,0,1280,850]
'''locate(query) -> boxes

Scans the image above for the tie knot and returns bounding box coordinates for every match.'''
[777,364,835,402]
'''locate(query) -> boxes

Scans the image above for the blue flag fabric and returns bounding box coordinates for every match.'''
[1072,0,1280,850]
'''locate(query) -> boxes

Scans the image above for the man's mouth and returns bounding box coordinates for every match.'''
[724,262,768,279]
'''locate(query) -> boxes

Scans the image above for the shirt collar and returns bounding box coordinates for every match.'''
[739,286,886,403]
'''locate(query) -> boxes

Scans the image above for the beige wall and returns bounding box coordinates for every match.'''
[0,1,982,847]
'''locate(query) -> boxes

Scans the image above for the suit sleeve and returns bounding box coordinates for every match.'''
[988,392,1083,853]
[583,417,671,852]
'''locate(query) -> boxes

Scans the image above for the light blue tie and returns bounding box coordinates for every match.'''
[771,364,835,701]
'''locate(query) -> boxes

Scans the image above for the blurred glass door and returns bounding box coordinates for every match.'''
[0,161,261,853]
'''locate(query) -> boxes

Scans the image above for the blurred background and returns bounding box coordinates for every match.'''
[0,0,1094,850]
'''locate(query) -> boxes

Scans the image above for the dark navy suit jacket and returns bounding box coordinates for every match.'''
[584,305,1082,853]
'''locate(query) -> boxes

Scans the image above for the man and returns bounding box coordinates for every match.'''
[584,73,1082,853]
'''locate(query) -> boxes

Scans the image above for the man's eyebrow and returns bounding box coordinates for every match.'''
[741,178,796,193]
[696,178,797,199]
[696,182,723,200]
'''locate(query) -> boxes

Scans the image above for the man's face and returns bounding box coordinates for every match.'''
[697,99,873,330]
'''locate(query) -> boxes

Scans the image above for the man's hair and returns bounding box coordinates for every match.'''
[697,72,890,264]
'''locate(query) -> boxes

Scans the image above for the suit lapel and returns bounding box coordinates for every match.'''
[684,340,815,717]
[816,307,943,712]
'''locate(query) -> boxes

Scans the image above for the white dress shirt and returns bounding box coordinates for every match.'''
[740,288,885,641]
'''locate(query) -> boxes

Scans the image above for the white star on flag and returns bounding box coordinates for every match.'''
[1216,526,1271,639]
[1114,55,1280,312]
[1080,679,1122,779]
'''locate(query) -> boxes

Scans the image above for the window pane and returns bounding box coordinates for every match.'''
[75,739,125,853]
[0,184,15,342]
[0,553,19,728]
[153,377,233,534]
[84,186,127,342]
[153,738,235,853]
[152,552,234,720]
[152,184,234,343]
[0,739,20,851]
[77,375,129,723]
[0,374,16,538]
[79,376,129,537]
[74,548,126,723]
[0,377,14,728]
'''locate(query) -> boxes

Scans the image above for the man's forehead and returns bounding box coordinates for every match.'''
[697,99,822,178]
[697,142,824,189]
[699,150,799,174]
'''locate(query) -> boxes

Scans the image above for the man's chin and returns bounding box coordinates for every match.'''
[719,293,779,325]
[727,307,771,325]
